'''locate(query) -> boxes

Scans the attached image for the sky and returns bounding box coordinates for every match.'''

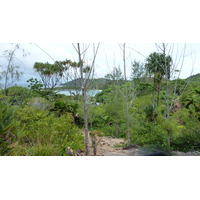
[0,43,200,88]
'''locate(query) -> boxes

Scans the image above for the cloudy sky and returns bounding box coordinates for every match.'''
[0,43,200,87]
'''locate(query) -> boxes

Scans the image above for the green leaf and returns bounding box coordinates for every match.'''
[189,104,196,113]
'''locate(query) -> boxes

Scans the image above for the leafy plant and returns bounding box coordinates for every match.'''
[0,103,16,155]
[12,106,84,155]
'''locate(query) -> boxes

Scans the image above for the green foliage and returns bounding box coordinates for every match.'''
[131,60,146,80]
[12,106,84,155]
[33,61,66,90]
[135,82,153,96]
[145,52,172,79]
[88,105,105,128]
[181,86,200,120]
[105,67,124,85]
[27,78,43,93]
[130,120,169,151]
[170,79,186,95]
[11,144,63,156]
[26,97,53,110]
[0,86,35,106]
[51,97,80,126]
[0,103,16,155]
[171,113,200,152]
[54,99,78,115]
[144,104,155,121]
[95,88,113,103]
[61,78,110,90]
[145,52,173,107]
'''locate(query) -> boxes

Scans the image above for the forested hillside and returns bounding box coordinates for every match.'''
[0,43,200,156]
[60,78,109,90]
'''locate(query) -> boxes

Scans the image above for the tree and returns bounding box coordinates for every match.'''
[153,43,188,149]
[131,60,145,81]
[0,44,27,96]
[145,52,172,107]
[118,43,134,146]
[0,102,16,155]
[56,59,81,95]
[33,61,67,92]
[73,43,100,156]
[105,66,124,85]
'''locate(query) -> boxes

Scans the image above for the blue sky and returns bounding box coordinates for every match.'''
[0,43,200,87]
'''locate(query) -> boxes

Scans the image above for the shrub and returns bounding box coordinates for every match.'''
[12,106,84,155]
[0,103,17,155]
[0,86,37,106]
[26,97,53,110]
[171,115,200,152]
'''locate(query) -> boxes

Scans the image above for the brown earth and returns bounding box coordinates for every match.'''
[88,135,126,156]
[77,131,199,156]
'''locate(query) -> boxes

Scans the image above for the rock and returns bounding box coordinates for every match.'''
[123,144,140,149]
[172,151,200,156]
[66,147,73,156]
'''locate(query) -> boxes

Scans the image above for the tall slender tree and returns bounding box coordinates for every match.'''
[145,52,172,107]
[118,43,132,146]
[154,43,187,147]
[72,43,100,156]
[0,44,27,96]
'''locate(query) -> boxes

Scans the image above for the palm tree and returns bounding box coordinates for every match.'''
[145,52,172,107]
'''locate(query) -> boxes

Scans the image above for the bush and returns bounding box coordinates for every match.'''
[171,115,200,152]
[0,103,16,155]
[11,106,84,155]
[130,120,169,149]
[26,97,53,110]
[11,144,63,156]
[0,86,38,106]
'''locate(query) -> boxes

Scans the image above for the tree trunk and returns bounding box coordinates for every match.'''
[82,88,90,156]
[115,122,119,137]
[167,130,171,149]
[122,43,131,146]
[77,43,90,156]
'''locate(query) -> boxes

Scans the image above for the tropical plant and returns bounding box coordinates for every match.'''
[0,103,16,155]
[33,61,66,91]
[13,106,84,155]
[145,52,172,107]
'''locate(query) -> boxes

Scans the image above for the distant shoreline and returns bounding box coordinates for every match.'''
[54,88,102,92]
[55,89,102,97]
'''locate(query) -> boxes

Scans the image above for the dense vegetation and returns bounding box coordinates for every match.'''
[1,73,200,155]
[0,43,200,156]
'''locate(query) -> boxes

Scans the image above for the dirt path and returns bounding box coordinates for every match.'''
[87,135,145,156]
[78,131,200,156]
[88,135,126,156]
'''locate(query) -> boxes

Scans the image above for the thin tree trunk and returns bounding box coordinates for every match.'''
[121,43,131,146]
[157,83,160,107]
[74,43,99,156]
[4,48,16,96]
[77,43,90,156]
[152,75,156,108]
[115,122,119,137]
[82,87,90,156]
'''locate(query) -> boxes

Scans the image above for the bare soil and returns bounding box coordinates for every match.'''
[78,131,199,156]
[88,135,126,156]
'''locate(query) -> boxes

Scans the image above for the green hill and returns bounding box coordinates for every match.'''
[186,73,200,82]
[60,78,111,90]
[58,73,200,91]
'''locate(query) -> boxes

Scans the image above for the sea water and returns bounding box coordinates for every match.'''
[55,90,102,97]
